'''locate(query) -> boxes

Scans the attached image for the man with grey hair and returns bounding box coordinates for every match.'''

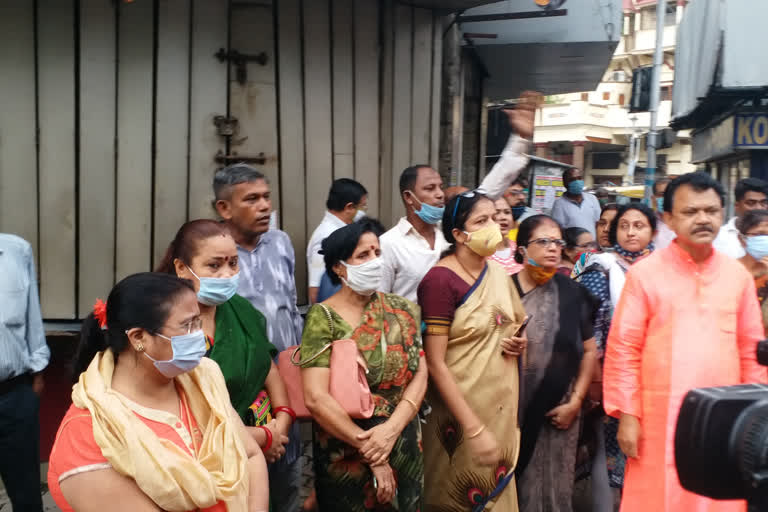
[213,164,303,511]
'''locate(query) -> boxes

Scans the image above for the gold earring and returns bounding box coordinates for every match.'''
[135,343,144,352]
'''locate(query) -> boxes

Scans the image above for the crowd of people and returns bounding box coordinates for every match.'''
[2,91,768,512]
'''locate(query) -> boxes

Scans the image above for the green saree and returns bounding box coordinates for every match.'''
[208,294,277,425]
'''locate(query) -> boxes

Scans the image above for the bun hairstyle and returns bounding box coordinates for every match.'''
[73,273,195,381]
[321,217,386,285]
[156,219,232,275]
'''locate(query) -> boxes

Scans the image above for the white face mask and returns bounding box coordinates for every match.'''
[341,257,382,296]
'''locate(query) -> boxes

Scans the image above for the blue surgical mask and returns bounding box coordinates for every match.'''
[408,192,445,225]
[746,235,768,260]
[567,180,585,195]
[188,268,240,306]
[146,330,207,379]
[656,197,664,212]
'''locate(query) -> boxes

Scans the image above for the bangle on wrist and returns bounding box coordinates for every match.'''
[467,424,486,439]
[273,406,297,423]
[401,397,419,412]
[257,425,273,450]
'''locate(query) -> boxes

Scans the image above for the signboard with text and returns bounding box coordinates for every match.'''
[734,113,768,148]
[532,173,565,215]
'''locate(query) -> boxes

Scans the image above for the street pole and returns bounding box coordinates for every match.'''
[645,0,666,205]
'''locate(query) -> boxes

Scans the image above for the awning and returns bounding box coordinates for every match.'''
[401,0,500,11]
[672,0,768,129]
[460,0,622,99]
[601,185,645,198]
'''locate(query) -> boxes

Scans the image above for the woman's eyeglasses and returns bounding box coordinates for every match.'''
[528,238,566,249]
[178,317,203,334]
[452,190,478,222]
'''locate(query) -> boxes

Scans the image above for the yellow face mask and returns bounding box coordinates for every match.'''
[463,224,503,257]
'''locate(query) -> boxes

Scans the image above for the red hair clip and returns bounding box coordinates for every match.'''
[93,299,108,330]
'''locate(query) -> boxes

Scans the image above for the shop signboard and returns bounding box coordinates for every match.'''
[734,113,768,149]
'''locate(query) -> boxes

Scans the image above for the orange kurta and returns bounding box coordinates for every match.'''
[603,241,768,512]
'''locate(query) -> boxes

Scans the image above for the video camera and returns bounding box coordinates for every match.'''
[675,340,768,512]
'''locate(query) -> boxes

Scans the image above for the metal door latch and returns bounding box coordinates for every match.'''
[215,48,268,85]
[214,150,266,166]
[213,115,239,137]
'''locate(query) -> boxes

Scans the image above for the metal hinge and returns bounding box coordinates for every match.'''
[214,48,268,85]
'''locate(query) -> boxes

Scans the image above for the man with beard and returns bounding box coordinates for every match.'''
[213,164,303,512]
[603,171,767,512]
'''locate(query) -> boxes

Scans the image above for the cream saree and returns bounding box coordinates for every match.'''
[422,262,526,512]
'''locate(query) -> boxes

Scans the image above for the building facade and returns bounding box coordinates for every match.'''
[532,0,695,187]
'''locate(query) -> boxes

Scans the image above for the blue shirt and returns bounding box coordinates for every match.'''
[236,229,304,353]
[236,229,303,465]
[0,234,50,381]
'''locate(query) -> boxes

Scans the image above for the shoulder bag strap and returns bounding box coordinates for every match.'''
[290,304,334,367]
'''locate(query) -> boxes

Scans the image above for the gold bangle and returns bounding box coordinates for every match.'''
[467,424,486,439]
[402,398,419,411]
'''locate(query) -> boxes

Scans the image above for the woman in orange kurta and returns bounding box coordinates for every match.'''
[603,173,768,512]
[48,273,266,512]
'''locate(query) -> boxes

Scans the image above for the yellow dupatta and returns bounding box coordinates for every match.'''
[71,351,249,512]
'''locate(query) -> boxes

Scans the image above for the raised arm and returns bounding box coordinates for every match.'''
[476,135,531,200]
[476,91,540,200]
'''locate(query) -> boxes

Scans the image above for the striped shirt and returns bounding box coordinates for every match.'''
[0,234,50,381]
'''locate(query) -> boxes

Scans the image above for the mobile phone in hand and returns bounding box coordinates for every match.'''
[514,315,532,338]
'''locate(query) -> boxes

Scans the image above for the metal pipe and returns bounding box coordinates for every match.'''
[645,0,667,204]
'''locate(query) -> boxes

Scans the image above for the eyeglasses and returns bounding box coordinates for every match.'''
[177,317,203,335]
[452,190,478,222]
[528,238,566,249]
[574,241,599,250]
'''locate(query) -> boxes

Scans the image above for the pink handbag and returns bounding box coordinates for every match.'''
[277,304,376,420]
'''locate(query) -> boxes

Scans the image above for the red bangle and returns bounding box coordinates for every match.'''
[258,426,272,451]
[419,350,425,357]
[274,406,297,423]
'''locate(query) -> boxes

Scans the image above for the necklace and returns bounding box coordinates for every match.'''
[455,255,482,281]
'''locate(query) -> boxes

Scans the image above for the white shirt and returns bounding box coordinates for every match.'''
[379,218,451,302]
[653,215,676,250]
[379,134,530,302]
[713,216,745,259]
[476,135,531,200]
[591,252,628,308]
[306,211,348,287]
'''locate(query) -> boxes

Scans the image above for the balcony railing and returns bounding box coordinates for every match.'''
[536,100,673,131]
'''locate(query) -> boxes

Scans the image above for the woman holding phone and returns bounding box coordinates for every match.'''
[417,191,527,511]
[512,215,598,512]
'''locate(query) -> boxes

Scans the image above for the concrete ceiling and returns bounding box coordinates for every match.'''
[474,41,619,99]
[398,1,498,12]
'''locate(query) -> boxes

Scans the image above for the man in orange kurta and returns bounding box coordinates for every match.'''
[603,172,768,512]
